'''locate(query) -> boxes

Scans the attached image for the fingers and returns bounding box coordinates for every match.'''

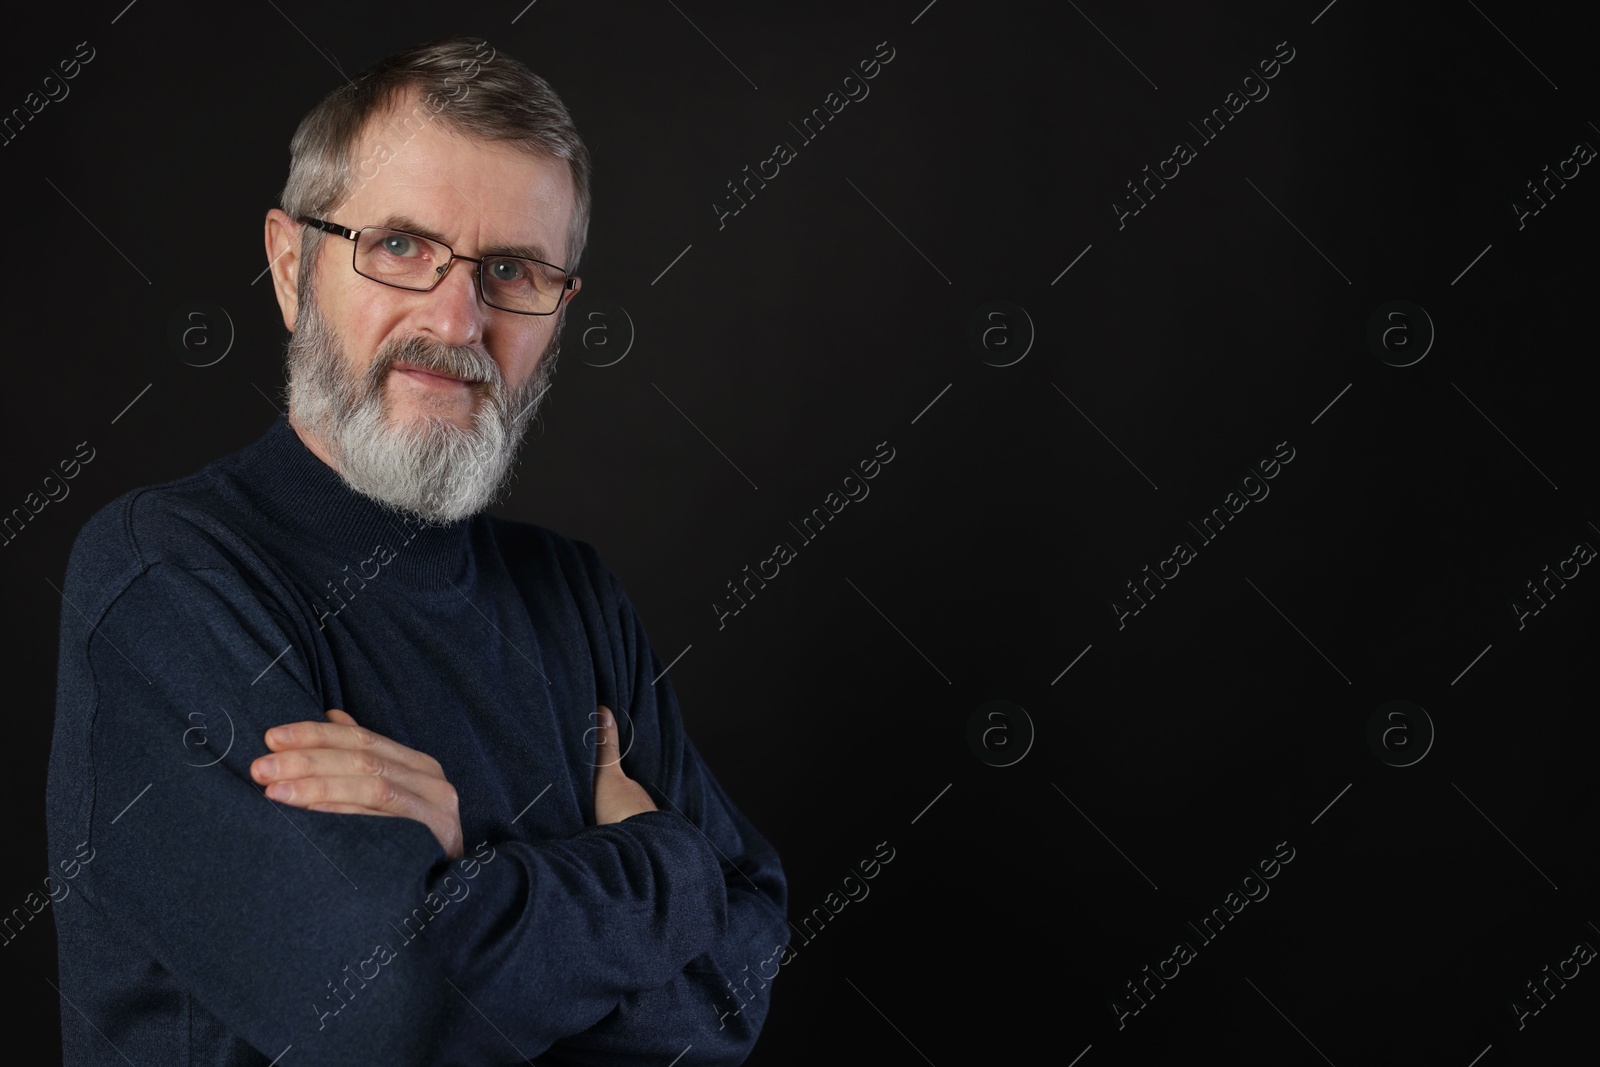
[254,756,458,822]
[261,771,463,859]
[265,775,405,811]
[591,702,657,824]
[299,802,403,817]
[252,746,427,791]
[593,705,623,772]
[252,710,455,812]
[262,717,443,777]
[252,710,465,859]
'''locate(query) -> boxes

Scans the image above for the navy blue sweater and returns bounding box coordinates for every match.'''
[47,417,788,1065]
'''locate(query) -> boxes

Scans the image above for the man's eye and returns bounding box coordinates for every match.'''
[488,260,526,283]
[381,234,418,256]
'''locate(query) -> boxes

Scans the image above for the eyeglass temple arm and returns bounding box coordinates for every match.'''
[298,216,359,241]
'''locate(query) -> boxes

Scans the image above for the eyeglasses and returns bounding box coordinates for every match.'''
[298,216,577,316]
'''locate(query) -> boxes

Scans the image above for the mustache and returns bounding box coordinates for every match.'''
[366,335,503,392]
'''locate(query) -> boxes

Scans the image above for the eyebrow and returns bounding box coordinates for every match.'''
[374,213,560,266]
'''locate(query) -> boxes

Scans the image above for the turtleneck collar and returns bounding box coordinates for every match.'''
[227,416,475,589]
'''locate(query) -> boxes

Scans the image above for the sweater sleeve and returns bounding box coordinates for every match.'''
[534,578,791,1066]
[55,544,729,1065]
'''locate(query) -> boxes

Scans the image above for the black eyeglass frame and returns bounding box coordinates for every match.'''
[298,215,578,316]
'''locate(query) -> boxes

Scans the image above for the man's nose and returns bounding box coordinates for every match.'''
[416,258,488,348]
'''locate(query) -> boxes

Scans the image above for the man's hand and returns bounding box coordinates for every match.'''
[250,709,465,859]
[592,705,657,825]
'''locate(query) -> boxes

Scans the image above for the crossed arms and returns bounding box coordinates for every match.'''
[49,525,788,1066]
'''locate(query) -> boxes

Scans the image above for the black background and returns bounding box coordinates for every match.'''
[3,1,1597,1063]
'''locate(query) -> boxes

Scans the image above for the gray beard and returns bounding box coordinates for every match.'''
[285,287,558,524]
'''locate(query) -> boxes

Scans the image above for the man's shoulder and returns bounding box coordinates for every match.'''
[63,442,261,616]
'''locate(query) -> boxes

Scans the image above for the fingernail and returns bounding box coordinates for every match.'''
[255,756,278,778]
[266,782,291,801]
[599,708,612,729]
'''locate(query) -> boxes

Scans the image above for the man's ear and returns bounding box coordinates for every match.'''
[263,209,304,331]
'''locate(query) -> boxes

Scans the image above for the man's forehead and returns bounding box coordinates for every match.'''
[339,106,573,259]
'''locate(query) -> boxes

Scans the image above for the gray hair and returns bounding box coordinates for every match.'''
[279,36,591,280]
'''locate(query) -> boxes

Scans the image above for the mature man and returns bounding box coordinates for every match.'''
[47,36,787,1065]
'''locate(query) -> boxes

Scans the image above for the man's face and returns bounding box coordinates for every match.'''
[277,94,580,523]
